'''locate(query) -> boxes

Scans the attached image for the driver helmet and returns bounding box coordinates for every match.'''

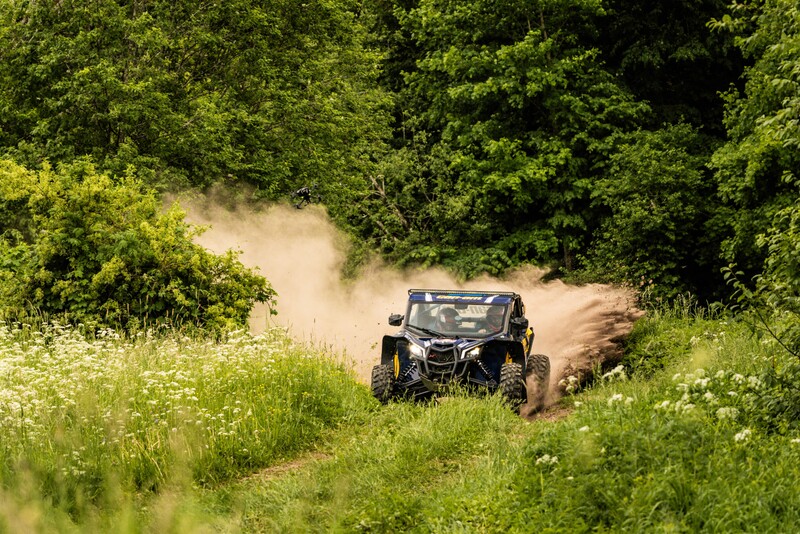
[486,306,505,330]
[437,307,460,329]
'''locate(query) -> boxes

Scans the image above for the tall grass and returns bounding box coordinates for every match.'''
[219,391,533,532]
[210,305,800,532]
[497,312,800,532]
[4,304,800,532]
[0,321,373,530]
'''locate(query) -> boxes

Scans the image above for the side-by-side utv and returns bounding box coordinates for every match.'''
[370,289,550,411]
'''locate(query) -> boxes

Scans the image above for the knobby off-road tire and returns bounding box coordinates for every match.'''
[526,354,551,410]
[371,364,396,404]
[499,362,526,411]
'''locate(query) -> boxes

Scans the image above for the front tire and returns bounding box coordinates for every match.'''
[371,364,396,403]
[526,354,551,410]
[499,362,526,410]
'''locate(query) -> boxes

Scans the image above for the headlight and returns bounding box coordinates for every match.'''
[463,347,481,359]
[409,344,424,358]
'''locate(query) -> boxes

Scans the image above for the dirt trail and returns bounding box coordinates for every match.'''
[182,199,642,409]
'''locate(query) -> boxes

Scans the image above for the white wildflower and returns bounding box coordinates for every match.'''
[608,393,624,406]
[654,400,671,411]
[536,454,559,466]
[734,429,752,442]
[602,365,627,382]
[694,377,710,389]
[716,407,739,420]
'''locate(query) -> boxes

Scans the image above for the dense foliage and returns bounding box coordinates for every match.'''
[0,159,274,329]
[356,0,772,299]
[585,124,725,296]
[0,0,388,201]
[710,0,800,275]
[597,0,743,132]
[707,0,800,351]
[359,0,650,276]
[0,0,798,308]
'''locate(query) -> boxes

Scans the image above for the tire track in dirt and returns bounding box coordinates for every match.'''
[182,200,643,410]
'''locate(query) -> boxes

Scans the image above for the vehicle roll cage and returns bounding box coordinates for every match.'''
[408,289,518,297]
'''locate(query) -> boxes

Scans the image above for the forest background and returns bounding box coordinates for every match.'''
[0,0,798,334]
[3,1,800,529]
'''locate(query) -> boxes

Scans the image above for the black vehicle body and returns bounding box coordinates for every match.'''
[371,289,546,408]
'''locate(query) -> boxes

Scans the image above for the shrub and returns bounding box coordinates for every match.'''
[0,159,274,330]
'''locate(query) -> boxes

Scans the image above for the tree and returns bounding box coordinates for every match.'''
[756,203,800,356]
[711,0,800,349]
[358,0,648,273]
[585,124,726,299]
[596,0,744,133]
[0,159,274,330]
[710,0,800,278]
[0,0,390,204]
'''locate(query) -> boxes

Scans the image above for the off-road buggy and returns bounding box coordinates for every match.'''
[370,289,550,411]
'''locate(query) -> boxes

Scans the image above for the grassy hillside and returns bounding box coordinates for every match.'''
[2,308,800,532]
[0,322,374,531]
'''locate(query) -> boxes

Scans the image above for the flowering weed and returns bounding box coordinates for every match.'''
[0,321,372,520]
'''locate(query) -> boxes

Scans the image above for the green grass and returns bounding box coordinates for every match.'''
[215,393,532,532]
[0,321,374,531]
[506,315,800,533]
[3,310,800,532]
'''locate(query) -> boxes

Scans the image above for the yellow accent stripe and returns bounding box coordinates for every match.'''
[505,352,512,364]
[522,327,533,353]
[393,352,400,378]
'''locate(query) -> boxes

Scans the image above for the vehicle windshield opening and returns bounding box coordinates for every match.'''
[406,302,507,338]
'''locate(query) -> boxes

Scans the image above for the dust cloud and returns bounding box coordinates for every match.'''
[181,198,643,406]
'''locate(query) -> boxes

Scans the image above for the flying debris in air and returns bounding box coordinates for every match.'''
[291,183,322,209]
